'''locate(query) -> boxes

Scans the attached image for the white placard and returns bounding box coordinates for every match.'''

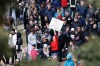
[49,18,64,32]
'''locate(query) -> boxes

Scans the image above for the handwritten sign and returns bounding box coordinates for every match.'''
[49,18,64,32]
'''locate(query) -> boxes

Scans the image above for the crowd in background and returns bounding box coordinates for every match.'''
[2,0,100,66]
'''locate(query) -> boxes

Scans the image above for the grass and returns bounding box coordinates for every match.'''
[15,57,59,66]
[0,27,13,61]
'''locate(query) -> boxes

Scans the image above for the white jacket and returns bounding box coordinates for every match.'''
[28,33,37,45]
[8,34,17,48]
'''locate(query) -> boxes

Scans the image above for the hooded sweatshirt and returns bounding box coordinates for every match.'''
[64,53,74,66]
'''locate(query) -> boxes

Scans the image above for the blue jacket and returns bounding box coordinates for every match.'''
[79,17,86,26]
[45,8,55,21]
[54,12,64,18]
[52,0,60,8]
[64,53,74,66]
[76,6,87,18]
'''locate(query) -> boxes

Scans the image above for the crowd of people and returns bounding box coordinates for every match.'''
[1,0,100,66]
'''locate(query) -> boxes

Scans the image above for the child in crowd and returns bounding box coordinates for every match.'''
[30,45,39,61]
[64,52,74,66]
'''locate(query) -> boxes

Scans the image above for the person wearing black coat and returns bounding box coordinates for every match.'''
[23,6,28,30]
[39,3,46,30]
[16,32,23,60]
[58,32,65,62]
[63,26,71,48]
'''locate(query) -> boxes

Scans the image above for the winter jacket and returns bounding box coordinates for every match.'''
[52,0,60,8]
[61,25,67,33]
[30,49,39,61]
[41,34,52,44]
[86,8,95,18]
[16,32,23,45]
[45,8,55,21]
[64,53,74,66]
[28,33,37,45]
[61,0,68,7]
[76,6,87,18]
[39,7,46,16]
[78,17,86,26]
[63,31,71,47]
[58,34,65,50]
[16,32,23,52]
[71,21,80,29]
[50,35,59,51]
[8,34,17,48]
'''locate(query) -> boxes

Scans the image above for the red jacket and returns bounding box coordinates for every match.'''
[61,0,68,7]
[50,35,59,51]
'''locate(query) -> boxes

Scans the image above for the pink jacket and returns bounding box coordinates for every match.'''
[30,49,39,61]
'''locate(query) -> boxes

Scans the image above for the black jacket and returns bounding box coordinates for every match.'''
[16,32,23,45]
[16,32,23,52]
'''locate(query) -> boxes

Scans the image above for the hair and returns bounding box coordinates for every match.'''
[41,2,45,8]
[11,28,15,32]
[70,40,76,45]
[32,44,36,47]
[56,7,61,11]
[31,28,35,33]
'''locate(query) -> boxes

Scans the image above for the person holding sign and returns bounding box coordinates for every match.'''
[50,30,59,61]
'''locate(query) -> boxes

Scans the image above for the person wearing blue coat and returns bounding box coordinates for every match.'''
[51,0,60,9]
[64,53,74,66]
[45,4,55,21]
[76,1,87,18]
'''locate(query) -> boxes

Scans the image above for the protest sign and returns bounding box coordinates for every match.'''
[49,18,64,32]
